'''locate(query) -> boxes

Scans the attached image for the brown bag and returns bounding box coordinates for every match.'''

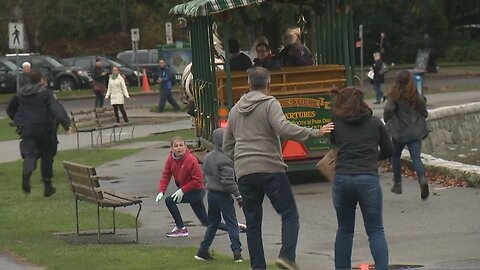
[316,149,338,182]
[94,81,106,92]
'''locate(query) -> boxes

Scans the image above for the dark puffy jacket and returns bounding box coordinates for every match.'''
[371,60,385,84]
[383,97,429,143]
[6,83,70,131]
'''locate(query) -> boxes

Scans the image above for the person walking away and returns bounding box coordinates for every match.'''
[228,38,252,71]
[370,52,386,104]
[223,67,334,270]
[93,58,108,108]
[253,42,281,71]
[384,70,430,200]
[19,62,32,88]
[194,128,244,263]
[6,69,72,197]
[330,86,393,270]
[105,66,129,123]
[157,59,181,113]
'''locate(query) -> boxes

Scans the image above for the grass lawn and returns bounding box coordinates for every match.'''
[0,118,19,141]
[0,139,251,269]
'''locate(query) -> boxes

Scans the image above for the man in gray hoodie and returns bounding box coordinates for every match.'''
[223,67,334,270]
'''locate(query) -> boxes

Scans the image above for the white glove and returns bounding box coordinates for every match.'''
[171,189,184,203]
[155,192,164,203]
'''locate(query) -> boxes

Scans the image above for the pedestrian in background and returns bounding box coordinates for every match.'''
[194,128,244,263]
[6,69,72,197]
[105,66,129,123]
[93,58,108,108]
[370,52,386,104]
[157,59,181,113]
[223,67,334,270]
[330,86,393,270]
[19,62,32,88]
[384,70,429,200]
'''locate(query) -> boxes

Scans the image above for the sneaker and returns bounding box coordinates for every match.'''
[390,183,402,194]
[166,226,188,238]
[275,257,299,270]
[238,223,247,233]
[373,101,381,105]
[194,250,214,261]
[233,253,243,263]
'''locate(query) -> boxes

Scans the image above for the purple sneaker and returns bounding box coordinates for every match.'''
[166,227,188,238]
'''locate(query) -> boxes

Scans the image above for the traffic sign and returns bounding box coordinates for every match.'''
[131,28,140,42]
[9,22,25,50]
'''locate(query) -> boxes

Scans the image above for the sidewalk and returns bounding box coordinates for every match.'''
[0,110,191,164]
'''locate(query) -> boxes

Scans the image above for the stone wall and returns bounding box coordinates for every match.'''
[423,102,480,154]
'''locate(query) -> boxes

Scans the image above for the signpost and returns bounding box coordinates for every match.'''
[131,28,141,86]
[9,22,25,92]
[359,24,364,87]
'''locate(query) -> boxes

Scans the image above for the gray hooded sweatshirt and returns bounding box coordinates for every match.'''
[203,128,240,195]
[223,91,322,179]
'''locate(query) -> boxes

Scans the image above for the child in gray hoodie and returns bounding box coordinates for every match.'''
[194,128,244,263]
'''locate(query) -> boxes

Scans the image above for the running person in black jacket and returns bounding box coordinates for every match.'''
[7,69,72,197]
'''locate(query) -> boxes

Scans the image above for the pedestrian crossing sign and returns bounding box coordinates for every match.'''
[9,22,25,50]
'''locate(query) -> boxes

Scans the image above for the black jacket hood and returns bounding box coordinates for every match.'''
[18,83,46,96]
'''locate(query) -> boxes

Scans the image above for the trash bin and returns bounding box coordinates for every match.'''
[410,69,425,96]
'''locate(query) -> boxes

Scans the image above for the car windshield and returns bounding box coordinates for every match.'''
[44,56,64,68]
[1,60,20,70]
[106,58,123,67]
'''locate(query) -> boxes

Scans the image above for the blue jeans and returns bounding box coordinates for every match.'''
[164,189,228,230]
[392,139,425,183]
[94,91,104,108]
[238,173,299,270]
[333,174,389,270]
[199,191,242,255]
[373,83,383,102]
[158,87,181,112]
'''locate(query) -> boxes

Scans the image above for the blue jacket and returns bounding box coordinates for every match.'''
[158,67,172,91]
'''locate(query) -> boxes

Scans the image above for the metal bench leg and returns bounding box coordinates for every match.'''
[118,127,123,141]
[112,207,116,234]
[135,204,142,243]
[90,131,94,148]
[75,199,80,235]
[110,127,116,142]
[76,132,80,149]
[131,125,135,139]
[97,205,101,243]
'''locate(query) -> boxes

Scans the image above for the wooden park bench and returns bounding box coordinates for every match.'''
[70,108,135,149]
[63,161,142,243]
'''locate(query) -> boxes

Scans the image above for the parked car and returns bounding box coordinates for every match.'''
[63,56,139,86]
[116,49,158,84]
[4,53,92,91]
[0,58,22,94]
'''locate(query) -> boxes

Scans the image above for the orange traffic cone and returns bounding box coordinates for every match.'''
[142,68,150,93]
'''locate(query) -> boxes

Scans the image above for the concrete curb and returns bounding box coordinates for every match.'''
[401,151,480,188]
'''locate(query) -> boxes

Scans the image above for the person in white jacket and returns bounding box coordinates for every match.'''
[105,66,130,123]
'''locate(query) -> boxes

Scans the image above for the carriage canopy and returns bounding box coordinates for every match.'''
[170,0,266,17]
